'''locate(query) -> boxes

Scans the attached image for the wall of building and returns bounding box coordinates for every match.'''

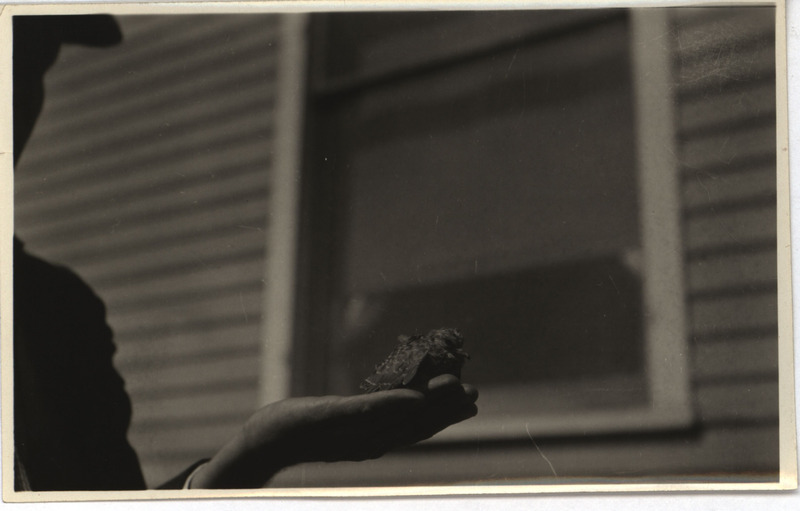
[14,14,282,486]
[12,7,781,489]
[268,6,781,487]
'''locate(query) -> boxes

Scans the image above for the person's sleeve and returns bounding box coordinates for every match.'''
[14,239,147,490]
[157,459,210,489]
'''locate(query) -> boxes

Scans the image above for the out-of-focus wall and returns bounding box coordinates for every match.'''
[14,15,282,486]
[268,6,780,486]
[12,6,780,489]
[675,7,778,434]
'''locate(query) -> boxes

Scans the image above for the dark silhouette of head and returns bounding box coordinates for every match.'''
[13,15,122,163]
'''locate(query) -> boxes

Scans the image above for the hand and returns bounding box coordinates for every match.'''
[188,374,478,488]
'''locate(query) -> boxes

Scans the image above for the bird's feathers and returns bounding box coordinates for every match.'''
[360,344,428,392]
[360,327,469,393]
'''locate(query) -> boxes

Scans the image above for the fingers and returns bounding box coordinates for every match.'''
[393,376,479,446]
[322,377,478,436]
[426,398,477,428]
[426,375,479,408]
[425,373,462,396]
[345,376,477,426]
[324,390,426,432]
[401,403,477,446]
[462,383,479,403]
[353,388,427,414]
[252,384,479,467]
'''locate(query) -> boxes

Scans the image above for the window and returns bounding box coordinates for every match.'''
[285,9,693,440]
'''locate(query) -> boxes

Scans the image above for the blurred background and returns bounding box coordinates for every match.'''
[13,7,780,487]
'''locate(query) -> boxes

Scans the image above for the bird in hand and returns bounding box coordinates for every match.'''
[360,327,470,393]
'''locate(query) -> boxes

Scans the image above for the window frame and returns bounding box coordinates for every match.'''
[258,8,694,440]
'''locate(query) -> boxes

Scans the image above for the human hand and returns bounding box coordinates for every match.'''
[271,374,478,463]
[189,374,477,488]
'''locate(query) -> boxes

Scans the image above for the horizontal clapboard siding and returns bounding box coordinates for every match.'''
[682,165,776,210]
[685,204,777,253]
[271,422,780,487]
[687,249,777,293]
[692,336,779,381]
[13,14,281,486]
[271,8,781,488]
[670,5,778,443]
[695,380,779,424]
[690,292,778,338]
[679,124,776,171]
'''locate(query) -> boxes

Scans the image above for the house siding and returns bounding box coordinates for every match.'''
[269,6,781,486]
[13,14,282,486]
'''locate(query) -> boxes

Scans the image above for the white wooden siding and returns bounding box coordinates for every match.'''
[14,14,281,486]
[672,6,779,440]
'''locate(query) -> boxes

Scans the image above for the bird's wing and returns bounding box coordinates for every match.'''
[359,344,429,393]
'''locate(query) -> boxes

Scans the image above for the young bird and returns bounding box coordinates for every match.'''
[360,327,470,393]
